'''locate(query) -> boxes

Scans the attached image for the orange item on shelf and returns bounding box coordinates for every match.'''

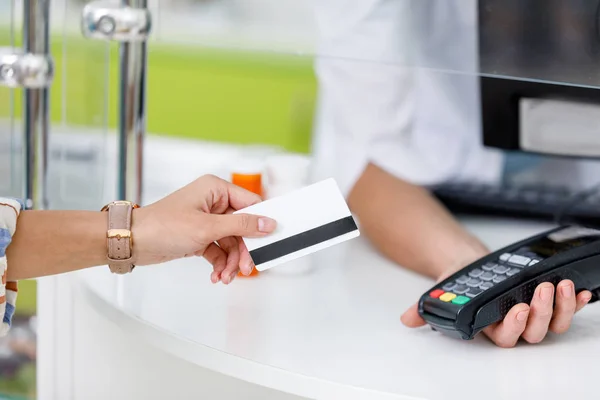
[231,168,263,277]
[231,172,263,198]
[242,266,260,277]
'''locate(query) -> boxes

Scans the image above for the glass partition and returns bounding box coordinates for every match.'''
[48,0,113,212]
[145,2,600,177]
[144,0,319,205]
[150,1,600,85]
[145,0,600,239]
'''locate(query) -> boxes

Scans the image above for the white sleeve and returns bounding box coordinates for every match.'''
[310,0,417,197]
[310,0,504,197]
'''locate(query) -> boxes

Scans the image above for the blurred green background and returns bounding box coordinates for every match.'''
[0,29,317,153]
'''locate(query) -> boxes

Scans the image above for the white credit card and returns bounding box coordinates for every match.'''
[234,178,360,271]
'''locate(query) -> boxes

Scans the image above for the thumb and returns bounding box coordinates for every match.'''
[207,213,277,241]
[400,303,427,328]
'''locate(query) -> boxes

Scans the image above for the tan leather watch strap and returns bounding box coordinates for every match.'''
[101,201,139,274]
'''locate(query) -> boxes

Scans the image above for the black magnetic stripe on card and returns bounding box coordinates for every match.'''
[249,216,358,265]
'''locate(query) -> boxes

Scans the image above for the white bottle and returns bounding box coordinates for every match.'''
[264,152,312,199]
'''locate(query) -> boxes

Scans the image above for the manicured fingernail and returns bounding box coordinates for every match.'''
[517,310,529,322]
[583,292,592,302]
[258,217,276,233]
[541,286,553,302]
[561,283,572,298]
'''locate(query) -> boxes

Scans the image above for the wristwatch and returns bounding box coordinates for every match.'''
[101,200,140,274]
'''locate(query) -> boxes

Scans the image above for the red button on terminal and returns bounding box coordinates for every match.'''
[429,289,445,298]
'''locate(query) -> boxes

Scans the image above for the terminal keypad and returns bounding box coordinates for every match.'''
[428,249,543,305]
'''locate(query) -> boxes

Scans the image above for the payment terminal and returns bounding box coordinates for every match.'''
[418,225,600,340]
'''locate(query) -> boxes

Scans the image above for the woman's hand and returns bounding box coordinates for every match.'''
[131,174,276,284]
[400,253,593,347]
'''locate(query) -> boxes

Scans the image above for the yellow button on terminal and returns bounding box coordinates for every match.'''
[439,292,457,302]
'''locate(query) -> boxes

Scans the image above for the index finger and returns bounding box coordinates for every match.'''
[226,181,263,210]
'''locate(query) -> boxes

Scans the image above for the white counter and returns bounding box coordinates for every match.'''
[68,215,600,400]
[33,135,600,399]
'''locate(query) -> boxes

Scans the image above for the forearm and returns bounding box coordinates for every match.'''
[6,210,107,280]
[348,163,489,279]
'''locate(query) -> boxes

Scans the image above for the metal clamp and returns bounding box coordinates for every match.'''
[0,48,54,89]
[81,1,152,42]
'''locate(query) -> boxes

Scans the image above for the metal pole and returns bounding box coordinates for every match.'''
[81,1,151,204]
[117,0,148,204]
[23,0,51,210]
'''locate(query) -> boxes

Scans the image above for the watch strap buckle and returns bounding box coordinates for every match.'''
[102,200,139,274]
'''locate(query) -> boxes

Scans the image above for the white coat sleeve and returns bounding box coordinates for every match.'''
[310,0,504,197]
[310,0,417,197]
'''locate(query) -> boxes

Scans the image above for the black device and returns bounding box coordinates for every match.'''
[431,181,600,226]
[431,1,600,224]
[418,225,600,340]
[479,0,600,152]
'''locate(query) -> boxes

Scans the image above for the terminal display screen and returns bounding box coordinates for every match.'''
[525,226,600,258]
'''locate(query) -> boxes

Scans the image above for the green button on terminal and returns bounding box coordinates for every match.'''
[451,295,471,305]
